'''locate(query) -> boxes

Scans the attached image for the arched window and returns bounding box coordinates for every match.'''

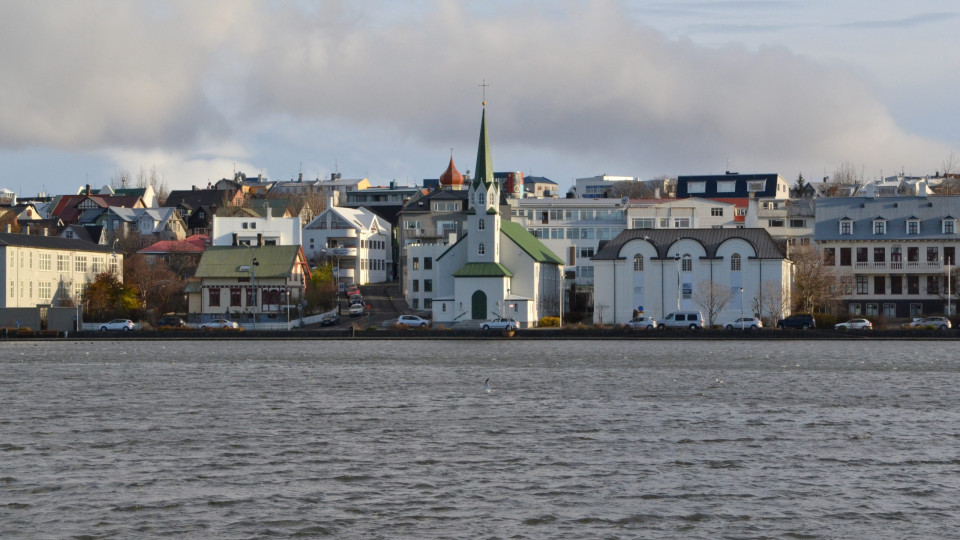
[478,242,485,255]
[477,191,486,206]
[633,254,644,272]
[682,254,692,272]
[478,218,485,230]
[730,253,741,271]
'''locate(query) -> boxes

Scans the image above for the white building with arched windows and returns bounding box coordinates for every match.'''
[591,229,792,325]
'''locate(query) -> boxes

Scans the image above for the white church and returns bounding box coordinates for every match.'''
[423,107,564,327]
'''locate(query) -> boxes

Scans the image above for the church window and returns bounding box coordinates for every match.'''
[633,254,643,272]
[478,218,485,231]
[682,254,692,272]
[730,254,741,271]
[478,243,485,255]
[477,191,486,206]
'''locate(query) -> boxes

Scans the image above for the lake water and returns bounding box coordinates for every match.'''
[2,339,960,538]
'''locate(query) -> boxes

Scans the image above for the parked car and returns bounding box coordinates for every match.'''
[901,316,952,330]
[777,314,816,329]
[723,316,763,330]
[480,317,519,331]
[624,315,657,330]
[658,311,704,329]
[835,318,873,330]
[199,318,239,330]
[348,293,363,305]
[349,303,365,317]
[157,315,186,328]
[397,315,430,328]
[100,319,135,331]
[320,312,340,326]
[345,285,360,297]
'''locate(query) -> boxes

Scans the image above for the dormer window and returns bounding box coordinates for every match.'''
[839,219,853,235]
[872,218,887,235]
[943,218,956,234]
[747,180,766,192]
[906,218,919,235]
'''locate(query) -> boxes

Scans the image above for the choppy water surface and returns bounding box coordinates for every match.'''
[2,339,960,538]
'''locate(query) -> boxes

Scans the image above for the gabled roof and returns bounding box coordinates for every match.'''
[500,221,565,264]
[194,245,304,279]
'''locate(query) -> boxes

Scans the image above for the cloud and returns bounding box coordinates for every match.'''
[0,0,953,186]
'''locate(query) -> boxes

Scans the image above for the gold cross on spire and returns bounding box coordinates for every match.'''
[479,79,489,106]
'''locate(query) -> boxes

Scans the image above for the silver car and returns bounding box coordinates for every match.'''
[624,316,657,330]
[100,319,135,331]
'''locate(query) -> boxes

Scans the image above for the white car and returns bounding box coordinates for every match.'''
[100,319,135,331]
[397,315,430,328]
[348,303,365,316]
[835,318,873,330]
[199,318,239,330]
[724,317,763,330]
[624,316,657,330]
[480,317,519,331]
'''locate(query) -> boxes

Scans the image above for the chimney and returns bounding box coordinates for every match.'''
[192,185,197,191]
[4,224,10,233]
[258,173,263,182]
[86,184,91,195]
[298,172,303,182]
[232,233,238,246]
[654,187,660,199]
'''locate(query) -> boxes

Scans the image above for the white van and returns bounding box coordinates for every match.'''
[659,311,704,329]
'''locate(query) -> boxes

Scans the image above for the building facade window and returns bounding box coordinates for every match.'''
[711,208,723,217]
[209,288,220,307]
[874,247,885,263]
[823,248,836,265]
[874,275,885,295]
[730,254,741,271]
[39,253,51,271]
[478,243,485,255]
[856,275,869,294]
[230,288,242,307]
[633,254,643,272]
[873,220,886,235]
[682,254,692,272]
[75,256,87,273]
[840,248,852,266]
[478,218,485,230]
[944,219,956,234]
[907,220,919,234]
[840,220,853,235]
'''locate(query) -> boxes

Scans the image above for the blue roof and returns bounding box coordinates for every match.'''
[815,196,960,241]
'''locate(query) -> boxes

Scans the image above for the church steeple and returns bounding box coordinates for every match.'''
[472,108,494,190]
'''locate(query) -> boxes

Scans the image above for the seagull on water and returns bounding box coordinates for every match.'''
[483,378,492,394]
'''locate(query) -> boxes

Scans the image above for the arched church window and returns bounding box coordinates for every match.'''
[633,254,644,272]
[477,191,486,205]
[731,253,741,271]
[682,254,692,272]
[478,218,485,230]
[478,242,485,255]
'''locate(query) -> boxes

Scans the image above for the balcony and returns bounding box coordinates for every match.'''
[854,260,942,272]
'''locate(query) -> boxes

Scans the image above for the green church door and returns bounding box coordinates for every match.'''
[471,290,487,320]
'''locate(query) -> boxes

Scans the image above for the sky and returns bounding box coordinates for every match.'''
[1,0,958,197]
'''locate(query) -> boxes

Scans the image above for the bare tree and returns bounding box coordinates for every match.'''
[757,279,791,326]
[790,244,838,313]
[692,279,734,327]
[609,180,657,199]
[832,161,862,185]
[136,165,170,205]
[942,151,959,177]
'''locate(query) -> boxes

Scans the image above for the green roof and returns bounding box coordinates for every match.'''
[195,245,301,278]
[452,262,514,277]
[500,221,564,265]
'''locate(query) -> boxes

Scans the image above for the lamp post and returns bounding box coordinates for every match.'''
[245,245,259,329]
[674,253,681,311]
[739,287,744,330]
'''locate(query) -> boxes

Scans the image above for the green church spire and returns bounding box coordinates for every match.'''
[473,107,494,190]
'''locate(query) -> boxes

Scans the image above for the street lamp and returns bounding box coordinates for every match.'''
[674,253,681,311]
[739,287,744,330]
[244,245,259,329]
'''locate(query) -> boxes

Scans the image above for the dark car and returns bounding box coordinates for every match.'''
[157,316,186,327]
[777,313,816,329]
